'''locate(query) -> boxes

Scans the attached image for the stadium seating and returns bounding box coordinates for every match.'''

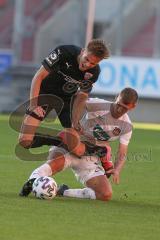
[0,0,156,61]
[122,16,155,57]
[0,0,67,61]
[21,0,68,61]
[0,0,7,8]
[0,1,14,48]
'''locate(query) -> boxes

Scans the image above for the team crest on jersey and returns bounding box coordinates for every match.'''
[93,124,110,141]
[112,127,121,136]
[45,51,59,66]
[84,72,93,80]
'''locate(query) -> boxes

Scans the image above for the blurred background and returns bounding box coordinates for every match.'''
[0,0,159,122]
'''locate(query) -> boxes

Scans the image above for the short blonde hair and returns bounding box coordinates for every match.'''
[87,39,110,59]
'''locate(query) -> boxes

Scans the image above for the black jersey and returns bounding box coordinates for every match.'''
[40,45,100,99]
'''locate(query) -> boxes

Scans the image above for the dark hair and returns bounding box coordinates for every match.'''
[120,88,138,104]
[87,39,110,59]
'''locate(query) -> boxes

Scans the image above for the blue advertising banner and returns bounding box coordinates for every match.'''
[0,50,13,84]
[92,57,160,99]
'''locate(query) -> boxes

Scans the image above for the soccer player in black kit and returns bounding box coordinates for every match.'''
[18,39,110,149]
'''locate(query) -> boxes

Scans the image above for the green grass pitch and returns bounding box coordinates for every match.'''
[0,115,160,240]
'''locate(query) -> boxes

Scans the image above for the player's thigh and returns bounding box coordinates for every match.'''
[58,102,72,128]
[86,175,112,200]
[19,114,41,140]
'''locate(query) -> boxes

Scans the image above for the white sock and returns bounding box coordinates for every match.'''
[63,187,96,200]
[29,163,52,179]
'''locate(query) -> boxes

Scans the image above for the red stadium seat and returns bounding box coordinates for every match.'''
[0,0,7,8]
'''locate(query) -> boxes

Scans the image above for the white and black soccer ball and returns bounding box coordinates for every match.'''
[32,176,57,200]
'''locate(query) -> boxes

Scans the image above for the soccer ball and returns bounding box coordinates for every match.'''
[32,176,57,200]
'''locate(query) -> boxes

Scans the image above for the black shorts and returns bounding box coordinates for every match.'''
[26,94,73,128]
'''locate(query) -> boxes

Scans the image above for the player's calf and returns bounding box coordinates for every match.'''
[19,133,63,149]
[18,135,33,148]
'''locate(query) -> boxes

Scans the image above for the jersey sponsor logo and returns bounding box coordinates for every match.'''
[62,80,92,94]
[93,124,110,141]
[58,70,92,94]
[45,51,59,66]
[63,82,78,93]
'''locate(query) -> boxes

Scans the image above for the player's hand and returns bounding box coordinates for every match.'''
[34,106,46,118]
[107,168,120,184]
[29,105,46,118]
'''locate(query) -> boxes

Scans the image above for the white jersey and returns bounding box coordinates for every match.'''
[80,98,133,146]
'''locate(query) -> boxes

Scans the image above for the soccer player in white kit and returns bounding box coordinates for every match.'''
[20,88,138,201]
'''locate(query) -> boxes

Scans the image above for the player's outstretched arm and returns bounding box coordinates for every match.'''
[30,66,49,109]
[108,143,128,184]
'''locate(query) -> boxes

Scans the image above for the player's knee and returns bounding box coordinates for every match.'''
[48,155,65,174]
[100,190,112,201]
[58,128,72,144]
[58,128,79,143]
[72,143,86,157]
[19,136,32,149]
[58,128,85,157]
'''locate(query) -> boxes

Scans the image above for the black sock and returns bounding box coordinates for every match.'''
[30,133,62,148]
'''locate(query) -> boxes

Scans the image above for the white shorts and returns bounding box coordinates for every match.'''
[49,146,105,185]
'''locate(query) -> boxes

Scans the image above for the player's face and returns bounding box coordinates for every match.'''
[111,96,135,119]
[78,49,101,71]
